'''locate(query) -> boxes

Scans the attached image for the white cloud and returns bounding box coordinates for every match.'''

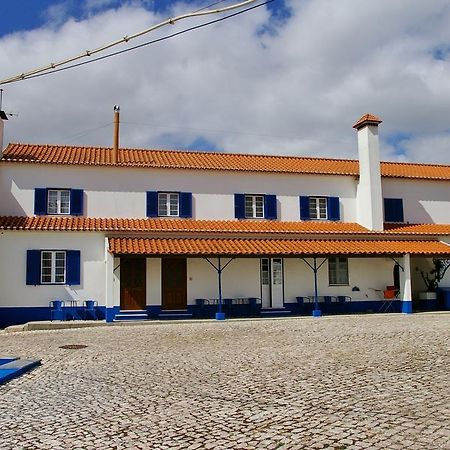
[1,0,450,164]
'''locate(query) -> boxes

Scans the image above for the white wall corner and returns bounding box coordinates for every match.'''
[105,237,114,308]
[354,116,384,231]
[0,118,4,157]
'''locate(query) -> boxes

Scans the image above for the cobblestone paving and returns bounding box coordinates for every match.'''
[0,313,449,450]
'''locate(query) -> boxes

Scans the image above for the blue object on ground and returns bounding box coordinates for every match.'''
[0,357,41,384]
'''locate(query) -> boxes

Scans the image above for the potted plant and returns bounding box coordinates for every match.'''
[419,258,450,300]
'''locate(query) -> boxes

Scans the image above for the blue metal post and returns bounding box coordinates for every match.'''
[312,257,321,317]
[216,257,225,320]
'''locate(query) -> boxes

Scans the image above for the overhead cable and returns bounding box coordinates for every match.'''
[0,0,273,84]
[0,0,262,85]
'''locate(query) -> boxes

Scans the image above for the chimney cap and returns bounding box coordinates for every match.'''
[353,113,382,130]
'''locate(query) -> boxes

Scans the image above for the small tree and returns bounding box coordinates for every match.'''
[420,258,450,292]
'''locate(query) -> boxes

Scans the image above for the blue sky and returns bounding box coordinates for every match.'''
[1,0,450,163]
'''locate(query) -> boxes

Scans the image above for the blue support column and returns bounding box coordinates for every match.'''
[216,257,225,320]
[312,257,322,317]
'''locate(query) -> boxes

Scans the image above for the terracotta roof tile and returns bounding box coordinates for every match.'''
[108,237,450,256]
[353,113,382,129]
[0,216,371,234]
[3,143,450,180]
[2,216,450,237]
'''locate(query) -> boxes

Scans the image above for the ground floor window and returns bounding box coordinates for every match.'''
[328,256,349,285]
[41,251,66,284]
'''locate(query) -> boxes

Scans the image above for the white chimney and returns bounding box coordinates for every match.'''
[354,113,384,231]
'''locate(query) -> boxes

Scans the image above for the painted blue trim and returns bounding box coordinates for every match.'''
[327,197,340,221]
[234,193,245,219]
[0,307,50,328]
[146,191,158,217]
[179,192,193,218]
[402,301,413,314]
[147,305,162,318]
[264,194,277,220]
[300,196,310,220]
[66,250,81,285]
[384,198,404,223]
[70,189,84,216]
[105,306,120,322]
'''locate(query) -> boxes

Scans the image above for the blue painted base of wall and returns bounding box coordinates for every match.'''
[402,301,413,314]
[284,299,402,315]
[105,307,120,322]
[147,305,162,319]
[0,306,107,329]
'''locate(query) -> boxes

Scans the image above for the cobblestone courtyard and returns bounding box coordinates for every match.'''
[0,313,449,450]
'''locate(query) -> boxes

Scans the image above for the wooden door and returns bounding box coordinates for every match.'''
[162,258,187,310]
[120,258,146,310]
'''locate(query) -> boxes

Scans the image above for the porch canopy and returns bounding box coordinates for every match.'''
[108,237,450,257]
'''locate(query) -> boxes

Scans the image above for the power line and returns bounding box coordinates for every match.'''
[0,0,270,85]
[0,0,272,85]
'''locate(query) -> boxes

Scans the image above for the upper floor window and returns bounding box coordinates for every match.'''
[41,251,66,284]
[328,257,349,285]
[146,191,192,218]
[300,196,340,221]
[309,197,327,220]
[234,193,277,220]
[34,188,84,216]
[158,192,179,217]
[48,189,70,215]
[384,198,404,223]
[245,194,264,218]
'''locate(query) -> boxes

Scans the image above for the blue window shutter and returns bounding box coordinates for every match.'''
[300,196,310,220]
[234,194,245,219]
[146,191,158,217]
[384,198,404,222]
[179,192,192,218]
[264,195,277,220]
[327,197,340,221]
[34,189,47,215]
[70,189,84,216]
[66,250,81,285]
[26,250,41,285]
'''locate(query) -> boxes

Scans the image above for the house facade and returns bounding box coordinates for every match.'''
[0,112,450,327]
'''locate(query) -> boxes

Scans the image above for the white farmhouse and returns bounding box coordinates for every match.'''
[0,111,450,327]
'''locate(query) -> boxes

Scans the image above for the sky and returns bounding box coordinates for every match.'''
[0,0,450,163]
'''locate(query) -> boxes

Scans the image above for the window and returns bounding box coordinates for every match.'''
[158,192,179,217]
[328,257,349,285]
[235,194,277,220]
[41,251,66,284]
[27,250,80,286]
[300,196,340,221]
[309,197,327,220]
[147,191,192,218]
[245,194,264,218]
[47,189,70,215]
[384,198,404,223]
[34,188,83,216]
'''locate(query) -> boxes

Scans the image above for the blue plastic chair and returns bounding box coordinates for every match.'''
[83,300,98,320]
[49,300,65,321]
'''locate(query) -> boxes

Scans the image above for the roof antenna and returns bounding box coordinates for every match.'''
[0,90,19,120]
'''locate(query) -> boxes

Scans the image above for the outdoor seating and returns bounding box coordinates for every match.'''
[49,300,65,321]
[65,300,80,320]
[83,300,98,320]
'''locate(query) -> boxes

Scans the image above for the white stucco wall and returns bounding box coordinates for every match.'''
[284,257,396,303]
[0,163,357,221]
[187,258,260,303]
[0,231,106,307]
[382,178,450,224]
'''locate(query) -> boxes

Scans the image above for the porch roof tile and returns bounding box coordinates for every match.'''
[1,216,450,236]
[108,237,450,257]
[0,216,369,234]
